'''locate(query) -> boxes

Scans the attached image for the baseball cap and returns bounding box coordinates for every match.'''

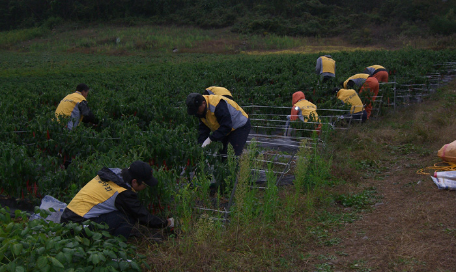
[128,161,158,187]
[186,93,205,115]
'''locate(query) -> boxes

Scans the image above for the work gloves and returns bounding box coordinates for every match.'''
[168,217,175,228]
[202,137,212,148]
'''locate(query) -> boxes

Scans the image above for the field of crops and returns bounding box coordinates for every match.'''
[1,48,456,205]
[1,47,456,270]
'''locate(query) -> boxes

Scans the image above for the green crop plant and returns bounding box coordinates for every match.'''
[0,206,145,272]
[233,151,250,226]
[262,162,279,224]
[1,47,455,219]
[292,140,311,201]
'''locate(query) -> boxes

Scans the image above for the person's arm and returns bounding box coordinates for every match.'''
[315,58,321,74]
[289,106,299,121]
[209,100,232,142]
[78,101,98,124]
[115,190,168,228]
[198,120,211,144]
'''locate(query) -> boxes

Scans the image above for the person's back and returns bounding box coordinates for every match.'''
[343,73,369,90]
[55,91,87,130]
[335,88,367,122]
[289,91,319,122]
[316,55,336,82]
[204,86,234,100]
[61,161,171,239]
[364,65,389,82]
[336,88,364,114]
[55,83,97,130]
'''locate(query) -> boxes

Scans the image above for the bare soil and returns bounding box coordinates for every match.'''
[306,80,456,271]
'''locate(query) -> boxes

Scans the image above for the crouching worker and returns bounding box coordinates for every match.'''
[343,74,379,119]
[364,65,389,83]
[186,93,250,158]
[286,91,321,136]
[60,161,174,240]
[334,88,367,123]
[55,83,98,130]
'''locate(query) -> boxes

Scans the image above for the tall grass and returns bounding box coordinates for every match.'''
[0,27,50,48]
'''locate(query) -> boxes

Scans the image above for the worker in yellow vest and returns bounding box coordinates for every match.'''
[286,91,321,135]
[315,55,336,82]
[343,74,379,119]
[185,93,250,158]
[334,88,367,122]
[55,83,98,130]
[61,161,173,240]
[364,65,389,83]
[204,86,234,100]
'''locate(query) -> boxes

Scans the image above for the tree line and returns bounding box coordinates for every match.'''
[1,0,455,37]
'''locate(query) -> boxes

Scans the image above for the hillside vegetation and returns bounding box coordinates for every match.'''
[1,0,456,46]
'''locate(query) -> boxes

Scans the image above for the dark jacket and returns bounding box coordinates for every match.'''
[61,167,167,228]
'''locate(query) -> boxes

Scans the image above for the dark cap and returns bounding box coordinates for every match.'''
[186,93,205,115]
[76,83,90,92]
[128,161,158,187]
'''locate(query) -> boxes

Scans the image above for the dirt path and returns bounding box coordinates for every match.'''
[305,81,456,271]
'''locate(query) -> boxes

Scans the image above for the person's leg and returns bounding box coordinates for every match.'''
[228,119,251,156]
[359,85,372,119]
[362,110,367,122]
[220,138,229,162]
[91,211,135,239]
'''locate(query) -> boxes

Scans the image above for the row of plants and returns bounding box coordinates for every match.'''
[1,48,455,206]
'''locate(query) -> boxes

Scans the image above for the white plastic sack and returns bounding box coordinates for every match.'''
[29,195,67,223]
[431,171,456,190]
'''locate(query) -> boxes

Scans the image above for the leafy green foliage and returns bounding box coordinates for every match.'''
[0,206,144,271]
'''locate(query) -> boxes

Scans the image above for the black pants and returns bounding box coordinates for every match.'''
[220,119,251,158]
[352,110,367,123]
[91,211,135,239]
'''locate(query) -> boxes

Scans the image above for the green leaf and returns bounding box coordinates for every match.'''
[12,243,23,255]
[15,265,26,272]
[92,232,102,240]
[119,251,127,260]
[119,261,130,271]
[84,227,93,237]
[21,227,30,236]
[98,253,106,262]
[92,253,100,265]
[82,237,91,246]
[104,250,117,259]
[5,222,14,233]
[49,256,64,268]
[36,256,48,269]
[64,253,73,263]
[55,252,66,264]
[130,261,140,271]
[36,247,46,255]
[118,242,127,248]
[40,264,51,272]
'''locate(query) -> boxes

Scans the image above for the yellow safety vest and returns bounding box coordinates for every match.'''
[367,65,385,70]
[55,91,86,129]
[337,89,364,114]
[293,99,319,122]
[320,56,336,74]
[343,73,369,89]
[200,95,248,132]
[66,175,127,219]
[205,86,233,97]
